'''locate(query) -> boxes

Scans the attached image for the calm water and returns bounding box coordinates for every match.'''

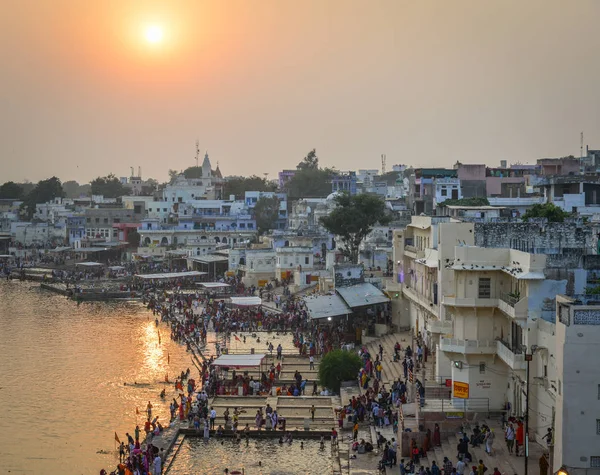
[168,438,333,475]
[0,281,195,474]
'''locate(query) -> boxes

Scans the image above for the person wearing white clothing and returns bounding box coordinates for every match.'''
[153,455,162,475]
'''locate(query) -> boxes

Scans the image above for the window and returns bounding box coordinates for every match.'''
[478,278,491,298]
[479,363,486,374]
[598,384,600,400]
[149,208,152,212]
[113,218,120,223]
[163,208,167,212]
[597,420,600,435]
[558,379,561,395]
[305,257,309,265]
[95,218,100,223]
[591,457,600,468]
[104,218,109,224]
[441,188,447,196]
[248,223,253,229]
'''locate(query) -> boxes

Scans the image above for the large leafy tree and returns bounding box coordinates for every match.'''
[318,349,362,393]
[296,148,319,170]
[90,174,128,198]
[320,193,391,263]
[20,177,65,219]
[62,180,91,198]
[254,195,280,235]
[223,176,275,200]
[183,166,203,179]
[522,202,570,223]
[285,148,333,199]
[0,181,24,199]
[168,169,180,184]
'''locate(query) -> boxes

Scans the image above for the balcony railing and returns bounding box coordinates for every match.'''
[440,338,496,354]
[499,291,521,307]
[496,339,526,371]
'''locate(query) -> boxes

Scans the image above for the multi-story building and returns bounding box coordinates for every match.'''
[244,191,288,230]
[407,168,457,215]
[66,215,86,248]
[84,207,143,242]
[537,175,600,216]
[278,170,296,190]
[331,171,357,195]
[553,294,600,472]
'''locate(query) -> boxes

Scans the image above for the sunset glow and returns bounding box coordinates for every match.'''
[145,25,163,43]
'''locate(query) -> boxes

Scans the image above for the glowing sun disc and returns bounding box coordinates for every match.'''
[145,26,163,43]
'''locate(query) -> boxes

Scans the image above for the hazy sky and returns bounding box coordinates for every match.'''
[2,0,600,184]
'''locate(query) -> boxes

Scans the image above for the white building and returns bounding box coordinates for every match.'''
[433,177,461,207]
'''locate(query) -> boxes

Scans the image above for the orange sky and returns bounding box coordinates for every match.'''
[1,0,600,184]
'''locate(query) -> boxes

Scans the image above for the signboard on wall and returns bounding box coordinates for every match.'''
[475,380,491,390]
[453,381,469,399]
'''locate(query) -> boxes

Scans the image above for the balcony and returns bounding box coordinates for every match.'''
[440,338,496,354]
[498,292,528,320]
[429,319,453,335]
[403,285,439,318]
[404,239,425,259]
[496,340,526,371]
[442,296,498,308]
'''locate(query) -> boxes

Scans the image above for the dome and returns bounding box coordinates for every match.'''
[326,191,342,201]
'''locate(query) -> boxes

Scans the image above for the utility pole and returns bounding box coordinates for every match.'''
[524,350,534,475]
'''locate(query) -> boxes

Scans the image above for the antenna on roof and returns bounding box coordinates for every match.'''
[195,139,200,168]
[580,131,584,173]
[381,154,386,174]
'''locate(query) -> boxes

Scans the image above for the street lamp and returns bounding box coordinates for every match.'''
[524,344,539,475]
[556,466,569,475]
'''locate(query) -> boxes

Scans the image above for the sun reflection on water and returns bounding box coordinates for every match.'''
[143,321,165,373]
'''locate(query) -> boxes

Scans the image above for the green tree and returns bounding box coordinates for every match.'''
[254,195,280,235]
[320,193,391,263]
[183,166,203,178]
[0,181,24,199]
[285,167,333,199]
[127,229,141,248]
[440,197,490,207]
[168,169,180,184]
[522,203,570,223]
[90,174,128,198]
[223,176,276,200]
[296,148,319,170]
[318,349,362,393]
[376,171,401,186]
[20,177,65,219]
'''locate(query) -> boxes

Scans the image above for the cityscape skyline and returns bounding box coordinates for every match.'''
[2,0,600,183]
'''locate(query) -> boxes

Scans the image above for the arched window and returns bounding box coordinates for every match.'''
[222,237,228,244]
[215,237,220,243]
[144,237,151,245]
[161,237,168,245]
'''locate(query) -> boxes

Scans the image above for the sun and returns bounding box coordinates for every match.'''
[145,25,163,43]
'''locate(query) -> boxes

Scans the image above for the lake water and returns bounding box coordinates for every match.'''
[167,437,333,475]
[0,281,195,474]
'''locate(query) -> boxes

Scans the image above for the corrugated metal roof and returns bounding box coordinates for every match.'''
[336,283,390,308]
[304,294,352,320]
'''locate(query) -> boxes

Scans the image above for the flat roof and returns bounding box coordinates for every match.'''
[189,255,229,263]
[49,246,72,253]
[444,205,505,210]
[304,293,352,320]
[76,262,104,267]
[337,283,390,308]
[229,296,262,306]
[450,265,545,280]
[197,282,230,288]
[135,271,207,280]
[212,354,266,367]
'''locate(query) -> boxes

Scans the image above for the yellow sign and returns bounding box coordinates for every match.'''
[453,381,469,399]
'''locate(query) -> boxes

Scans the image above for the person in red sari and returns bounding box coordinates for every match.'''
[433,423,442,446]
